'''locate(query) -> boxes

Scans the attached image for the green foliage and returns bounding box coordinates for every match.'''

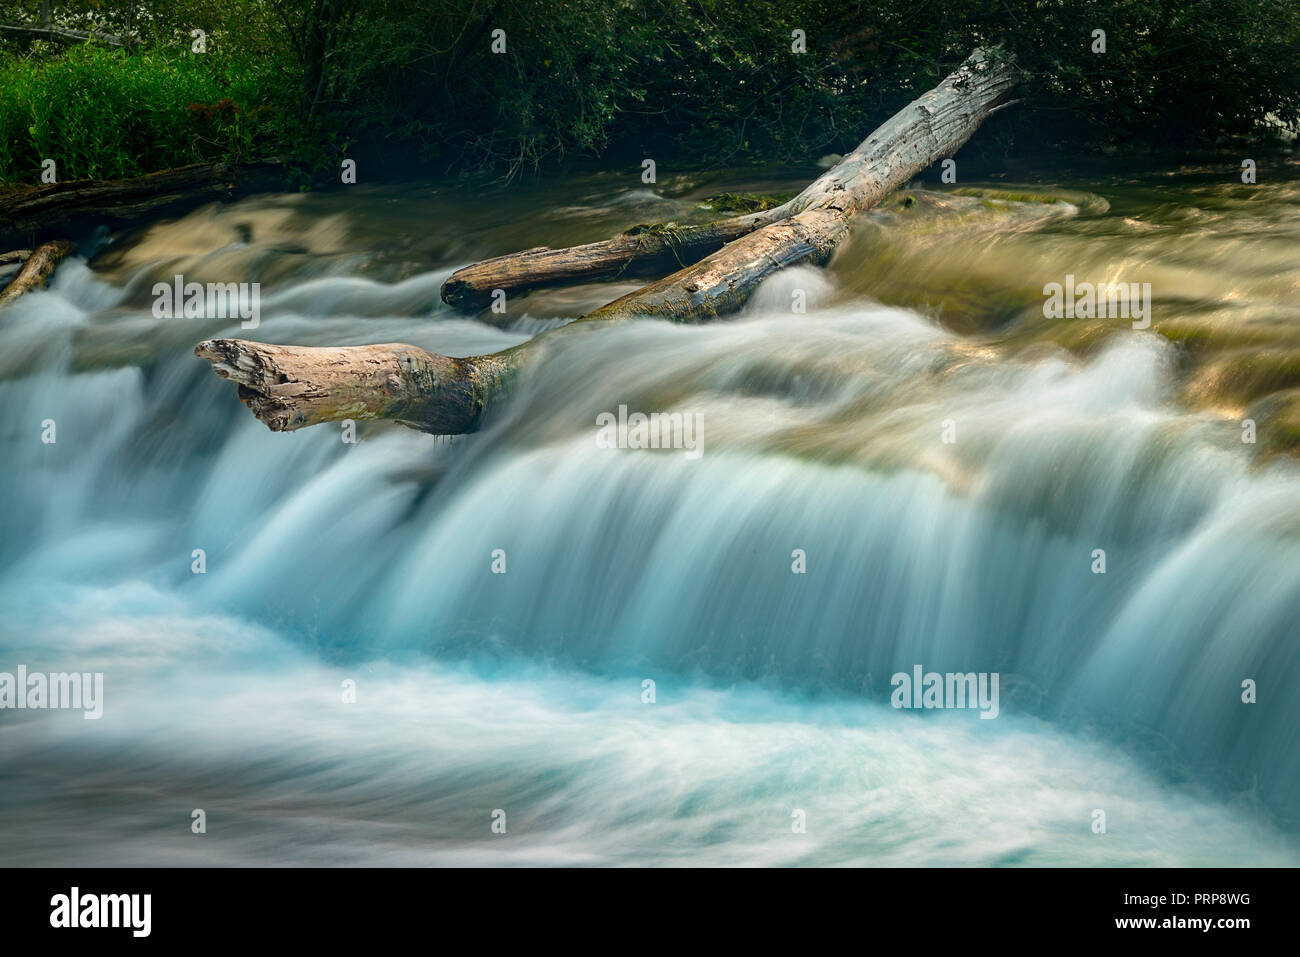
[0,43,285,181]
[314,0,652,175]
[0,0,1297,184]
[313,0,1300,172]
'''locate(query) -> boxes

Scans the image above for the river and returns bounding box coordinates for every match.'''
[1,164,1297,865]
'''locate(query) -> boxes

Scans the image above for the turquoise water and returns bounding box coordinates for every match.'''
[1,175,1298,865]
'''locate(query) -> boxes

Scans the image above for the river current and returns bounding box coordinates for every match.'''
[1,166,1297,865]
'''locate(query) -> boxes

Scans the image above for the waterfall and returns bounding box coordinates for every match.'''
[1,188,1297,865]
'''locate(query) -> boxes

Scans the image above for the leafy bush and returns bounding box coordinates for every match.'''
[1,0,1297,184]
[323,0,1300,174]
[0,44,282,182]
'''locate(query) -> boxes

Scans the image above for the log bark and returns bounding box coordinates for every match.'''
[0,23,137,48]
[194,339,518,434]
[441,48,1017,315]
[199,48,1020,435]
[587,48,1020,321]
[440,204,793,310]
[0,240,74,308]
[0,160,286,250]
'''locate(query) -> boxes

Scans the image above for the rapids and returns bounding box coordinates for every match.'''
[1,165,1298,865]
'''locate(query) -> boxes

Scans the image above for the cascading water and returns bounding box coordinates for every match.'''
[1,174,1297,865]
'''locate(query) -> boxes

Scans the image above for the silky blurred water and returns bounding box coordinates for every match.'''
[1,168,1298,865]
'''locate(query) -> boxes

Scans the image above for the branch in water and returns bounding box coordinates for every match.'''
[440,205,793,310]
[0,240,74,308]
[441,49,1019,315]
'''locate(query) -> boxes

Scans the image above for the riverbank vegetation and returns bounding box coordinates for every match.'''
[1,0,1298,186]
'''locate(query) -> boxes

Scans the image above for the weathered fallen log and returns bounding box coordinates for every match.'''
[443,48,1018,315]
[194,339,519,434]
[587,50,1020,321]
[586,206,848,321]
[0,240,74,308]
[199,48,1020,435]
[440,203,794,310]
[0,22,137,48]
[0,160,285,250]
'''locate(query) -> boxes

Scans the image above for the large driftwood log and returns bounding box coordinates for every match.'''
[0,160,285,250]
[443,48,1018,316]
[587,50,1020,321]
[199,48,1020,435]
[0,240,74,308]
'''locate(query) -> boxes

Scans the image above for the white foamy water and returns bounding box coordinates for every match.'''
[0,583,1290,866]
[1,183,1298,865]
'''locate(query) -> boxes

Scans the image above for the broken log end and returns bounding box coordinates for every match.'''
[195,338,516,435]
